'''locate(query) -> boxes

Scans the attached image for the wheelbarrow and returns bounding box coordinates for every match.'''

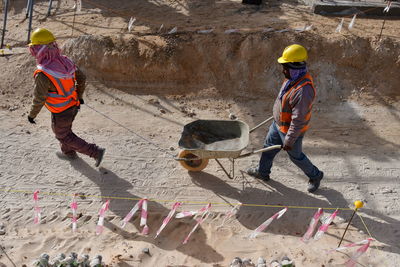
[176,117,281,178]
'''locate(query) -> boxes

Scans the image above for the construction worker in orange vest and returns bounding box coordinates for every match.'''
[247,44,323,193]
[27,28,105,167]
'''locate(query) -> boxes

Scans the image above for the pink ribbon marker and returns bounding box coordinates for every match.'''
[219,202,242,227]
[176,203,211,219]
[70,195,78,232]
[314,209,339,240]
[331,238,373,267]
[33,190,41,224]
[96,200,110,235]
[249,208,287,239]
[121,199,144,228]
[140,198,149,235]
[182,203,211,244]
[301,208,323,243]
[155,202,182,238]
[183,211,210,244]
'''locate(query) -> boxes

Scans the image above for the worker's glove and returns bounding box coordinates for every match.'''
[282,144,292,151]
[79,98,85,105]
[28,116,36,124]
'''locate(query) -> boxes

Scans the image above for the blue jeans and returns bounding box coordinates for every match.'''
[258,122,321,180]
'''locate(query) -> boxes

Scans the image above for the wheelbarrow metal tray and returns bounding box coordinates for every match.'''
[178,120,249,159]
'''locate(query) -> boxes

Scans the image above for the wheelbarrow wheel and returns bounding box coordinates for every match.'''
[178,150,209,172]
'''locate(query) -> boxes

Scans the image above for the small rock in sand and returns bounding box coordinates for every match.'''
[230,257,242,267]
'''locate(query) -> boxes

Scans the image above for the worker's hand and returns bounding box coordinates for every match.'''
[79,98,85,105]
[27,116,36,124]
[282,143,292,151]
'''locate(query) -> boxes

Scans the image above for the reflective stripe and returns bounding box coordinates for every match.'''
[54,77,75,97]
[46,98,73,107]
[47,92,65,98]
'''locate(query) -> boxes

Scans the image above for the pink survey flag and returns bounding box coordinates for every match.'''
[96,200,110,235]
[155,202,182,238]
[182,203,211,244]
[331,238,374,267]
[301,208,323,243]
[249,208,287,239]
[120,198,149,234]
[70,195,78,232]
[33,190,41,224]
[314,209,339,240]
[176,203,211,219]
[219,202,242,227]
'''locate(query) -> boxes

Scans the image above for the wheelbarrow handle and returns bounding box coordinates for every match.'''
[249,116,274,133]
[237,145,282,158]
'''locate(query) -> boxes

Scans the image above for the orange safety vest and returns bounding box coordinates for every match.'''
[279,73,316,134]
[34,69,79,113]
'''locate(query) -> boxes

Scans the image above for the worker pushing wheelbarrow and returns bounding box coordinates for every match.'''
[176,117,281,178]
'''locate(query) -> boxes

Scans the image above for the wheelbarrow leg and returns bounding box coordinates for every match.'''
[215,159,233,179]
[229,158,235,179]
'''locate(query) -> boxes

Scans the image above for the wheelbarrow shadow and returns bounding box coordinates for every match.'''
[69,158,223,263]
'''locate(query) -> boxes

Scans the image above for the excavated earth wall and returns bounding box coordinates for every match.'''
[63,32,400,103]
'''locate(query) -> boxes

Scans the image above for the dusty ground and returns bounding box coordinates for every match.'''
[1,0,400,266]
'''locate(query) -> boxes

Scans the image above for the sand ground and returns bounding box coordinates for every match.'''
[1,0,400,266]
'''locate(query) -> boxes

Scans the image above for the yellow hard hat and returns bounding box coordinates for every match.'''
[278,44,308,64]
[29,28,56,46]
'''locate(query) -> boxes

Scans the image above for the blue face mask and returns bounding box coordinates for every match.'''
[279,65,308,100]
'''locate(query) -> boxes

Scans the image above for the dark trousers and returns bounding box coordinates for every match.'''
[51,106,99,158]
[258,122,321,180]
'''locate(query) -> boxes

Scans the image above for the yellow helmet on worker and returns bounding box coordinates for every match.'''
[277,44,308,64]
[29,28,56,46]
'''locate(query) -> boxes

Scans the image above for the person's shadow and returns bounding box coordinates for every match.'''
[189,171,400,255]
[69,158,223,263]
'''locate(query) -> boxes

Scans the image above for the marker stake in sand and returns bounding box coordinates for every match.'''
[128,17,136,32]
[219,202,241,227]
[155,202,182,238]
[301,208,323,243]
[338,201,364,247]
[121,198,149,234]
[176,203,211,219]
[314,209,339,241]
[96,200,110,235]
[70,195,78,232]
[183,211,210,244]
[336,18,344,33]
[168,27,177,34]
[182,203,211,244]
[33,190,41,224]
[348,15,357,30]
[249,208,287,239]
[384,1,392,13]
[121,199,144,228]
[140,198,149,235]
[332,238,373,267]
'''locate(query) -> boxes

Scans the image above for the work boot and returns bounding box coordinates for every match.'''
[56,151,78,160]
[307,171,324,193]
[95,148,106,167]
[246,167,270,181]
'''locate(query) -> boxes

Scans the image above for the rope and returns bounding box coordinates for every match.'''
[356,212,379,251]
[0,187,353,210]
[84,103,176,158]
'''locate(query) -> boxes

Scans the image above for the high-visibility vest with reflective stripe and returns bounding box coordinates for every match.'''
[279,73,316,134]
[34,69,79,113]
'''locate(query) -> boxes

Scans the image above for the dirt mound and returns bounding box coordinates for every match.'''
[61,32,400,103]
